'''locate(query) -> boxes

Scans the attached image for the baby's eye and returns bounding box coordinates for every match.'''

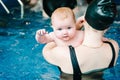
[68,27,72,29]
[57,28,62,30]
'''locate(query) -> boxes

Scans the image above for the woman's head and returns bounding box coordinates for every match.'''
[85,0,117,31]
[43,0,77,17]
[51,7,77,41]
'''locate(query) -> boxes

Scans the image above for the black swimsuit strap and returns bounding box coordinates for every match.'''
[69,45,82,80]
[103,41,116,68]
[69,41,115,80]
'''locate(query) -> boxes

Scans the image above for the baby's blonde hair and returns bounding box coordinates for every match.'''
[51,7,76,24]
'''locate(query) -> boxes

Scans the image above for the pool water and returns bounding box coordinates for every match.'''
[0,10,60,80]
[0,9,120,80]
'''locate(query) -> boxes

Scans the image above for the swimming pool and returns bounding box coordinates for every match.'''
[0,9,120,80]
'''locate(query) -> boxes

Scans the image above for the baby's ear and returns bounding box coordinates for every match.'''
[76,16,85,30]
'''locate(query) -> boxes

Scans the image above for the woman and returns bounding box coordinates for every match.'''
[42,0,119,80]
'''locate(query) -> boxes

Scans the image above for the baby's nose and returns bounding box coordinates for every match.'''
[62,30,68,35]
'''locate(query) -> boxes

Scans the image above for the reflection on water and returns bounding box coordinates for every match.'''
[0,10,60,80]
[0,9,120,80]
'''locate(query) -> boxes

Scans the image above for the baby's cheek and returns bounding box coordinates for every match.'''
[54,33,62,38]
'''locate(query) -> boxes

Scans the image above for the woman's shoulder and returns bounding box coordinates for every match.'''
[106,39,119,64]
[42,42,58,65]
[43,42,70,66]
[108,39,119,53]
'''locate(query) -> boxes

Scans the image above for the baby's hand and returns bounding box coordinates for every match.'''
[36,29,48,36]
[35,29,48,43]
[76,16,84,30]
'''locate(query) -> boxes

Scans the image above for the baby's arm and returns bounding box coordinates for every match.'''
[35,29,54,44]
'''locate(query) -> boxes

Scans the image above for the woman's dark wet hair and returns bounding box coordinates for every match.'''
[85,0,117,30]
[43,0,77,17]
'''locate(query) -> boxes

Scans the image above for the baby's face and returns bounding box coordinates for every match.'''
[52,17,76,41]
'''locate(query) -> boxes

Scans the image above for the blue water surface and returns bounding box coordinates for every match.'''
[0,10,60,80]
[0,9,120,80]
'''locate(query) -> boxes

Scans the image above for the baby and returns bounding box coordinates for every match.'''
[35,7,84,47]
